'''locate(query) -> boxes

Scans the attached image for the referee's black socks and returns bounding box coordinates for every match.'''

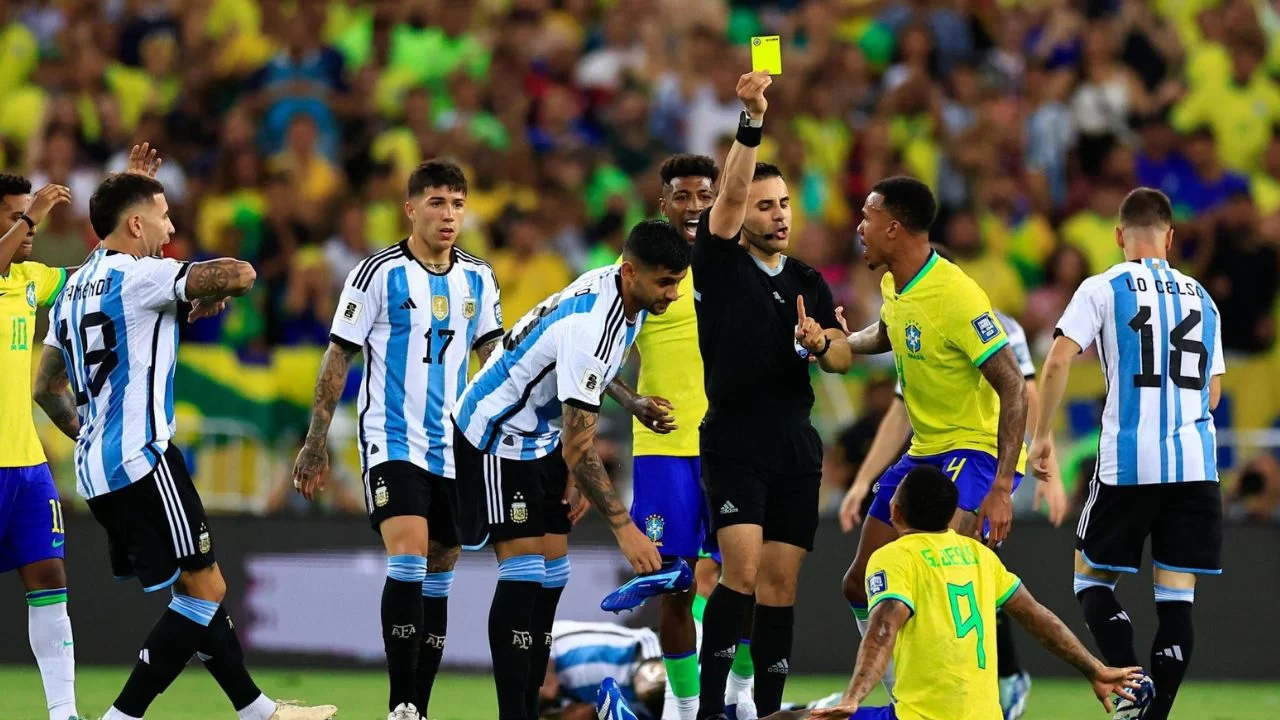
[1075,575,1140,667]
[490,554,545,720]
[750,604,795,717]
[1148,585,1196,720]
[112,594,221,718]
[525,557,570,719]
[696,584,754,720]
[384,555,427,712]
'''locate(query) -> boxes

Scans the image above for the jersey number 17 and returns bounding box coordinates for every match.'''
[1127,306,1208,390]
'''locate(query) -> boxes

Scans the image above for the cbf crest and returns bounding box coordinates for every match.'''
[26,282,36,308]
[511,492,528,523]
[463,297,477,319]
[904,322,924,360]
[645,514,665,545]
[431,295,449,320]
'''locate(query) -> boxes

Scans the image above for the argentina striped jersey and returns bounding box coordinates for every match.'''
[550,621,662,704]
[43,249,187,499]
[330,242,502,480]
[454,265,644,461]
[1055,258,1225,486]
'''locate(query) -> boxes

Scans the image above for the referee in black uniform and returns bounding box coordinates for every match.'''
[692,70,854,720]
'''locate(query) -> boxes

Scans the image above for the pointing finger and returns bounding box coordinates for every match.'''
[797,295,807,321]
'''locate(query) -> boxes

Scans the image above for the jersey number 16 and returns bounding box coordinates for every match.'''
[1127,306,1208,391]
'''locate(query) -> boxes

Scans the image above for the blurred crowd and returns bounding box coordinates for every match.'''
[8,0,1280,519]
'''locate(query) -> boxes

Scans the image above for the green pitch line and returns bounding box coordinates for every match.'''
[0,668,1276,719]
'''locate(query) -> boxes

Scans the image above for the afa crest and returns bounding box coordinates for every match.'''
[511,492,528,523]
[463,298,477,319]
[905,322,923,354]
[374,484,389,507]
[198,526,212,554]
[431,295,449,320]
[26,282,36,308]
[644,514,665,544]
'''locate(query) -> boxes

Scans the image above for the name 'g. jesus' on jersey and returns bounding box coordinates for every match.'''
[1055,258,1225,486]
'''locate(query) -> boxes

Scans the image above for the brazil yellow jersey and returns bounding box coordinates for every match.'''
[624,259,705,457]
[1,261,67,467]
[866,530,1022,720]
[880,253,1026,470]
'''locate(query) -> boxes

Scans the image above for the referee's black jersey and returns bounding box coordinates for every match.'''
[692,208,839,424]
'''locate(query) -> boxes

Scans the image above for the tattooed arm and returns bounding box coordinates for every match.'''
[561,402,663,573]
[475,336,501,366]
[841,599,910,706]
[292,341,357,500]
[979,346,1029,486]
[32,346,80,440]
[845,320,893,355]
[183,258,257,300]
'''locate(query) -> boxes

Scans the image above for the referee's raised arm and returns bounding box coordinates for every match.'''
[706,71,771,239]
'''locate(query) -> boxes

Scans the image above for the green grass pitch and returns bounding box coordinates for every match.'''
[1,667,1277,719]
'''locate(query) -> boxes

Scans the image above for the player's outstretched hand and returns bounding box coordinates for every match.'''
[24,184,72,226]
[617,523,663,575]
[1028,435,1052,477]
[1090,665,1145,713]
[564,484,590,525]
[187,298,227,323]
[632,395,677,434]
[736,70,771,118]
[838,480,872,533]
[810,699,859,719]
[834,305,852,335]
[126,142,162,177]
[974,485,1013,547]
[292,441,329,501]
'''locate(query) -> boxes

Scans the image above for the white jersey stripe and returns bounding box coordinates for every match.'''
[155,457,189,556]
[161,457,194,556]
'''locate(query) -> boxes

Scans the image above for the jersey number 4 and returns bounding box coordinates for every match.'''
[1127,306,1208,391]
[57,313,119,404]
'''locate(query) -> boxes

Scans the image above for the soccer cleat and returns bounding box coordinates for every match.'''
[387,702,420,720]
[596,677,640,720]
[269,700,340,719]
[1112,673,1156,720]
[999,671,1032,719]
[601,558,693,613]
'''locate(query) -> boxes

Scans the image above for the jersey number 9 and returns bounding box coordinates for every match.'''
[57,313,120,404]
[947,581,986,670]
[1128,307,1208,391]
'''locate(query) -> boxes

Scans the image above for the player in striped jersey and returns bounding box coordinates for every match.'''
[1030,188,1225,720]
[35,172,335,720]
[540,621,666,720]
[452,219,689,720]
[294,160,502,720]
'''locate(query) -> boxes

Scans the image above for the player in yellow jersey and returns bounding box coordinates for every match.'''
[0,173,79,720]
[607,154,761,720]
[771,466,1141,720]
[837,178,1032,701]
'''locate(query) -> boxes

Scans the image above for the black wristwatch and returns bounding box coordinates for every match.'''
[739,110,763,129]
[812,335,832,357]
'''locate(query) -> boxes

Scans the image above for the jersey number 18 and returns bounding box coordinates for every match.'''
[57,313,120,404]
[1127,307,1208,391]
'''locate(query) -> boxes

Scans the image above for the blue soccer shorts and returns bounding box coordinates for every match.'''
[0,464,65,574]
[630,455,712,560]
[868,449,1023,529]
[851,706,896,720]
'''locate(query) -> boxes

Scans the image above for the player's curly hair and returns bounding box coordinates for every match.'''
[896,466,959,532]
[0,174,32,199]
[89,173,165,241]
[872,176,937,235]
[660,154,719,186]
[408,159,468,198]
[624,219,690,273]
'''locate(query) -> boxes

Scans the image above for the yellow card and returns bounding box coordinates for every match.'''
[750,35,782,75]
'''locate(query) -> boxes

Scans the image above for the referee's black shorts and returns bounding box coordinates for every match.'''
[700,416,823,551]
[1076,479,1223,575]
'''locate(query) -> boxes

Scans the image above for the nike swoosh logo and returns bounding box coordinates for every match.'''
[52,538,64,548]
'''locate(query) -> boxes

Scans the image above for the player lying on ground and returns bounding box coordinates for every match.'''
[538,621,667,720]
[35,166,334,720]
[1029,187,1226,720]
[294,159,502,720]
[768,466,1139,720]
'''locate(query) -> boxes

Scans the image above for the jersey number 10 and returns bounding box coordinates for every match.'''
[1127,306,1208,391]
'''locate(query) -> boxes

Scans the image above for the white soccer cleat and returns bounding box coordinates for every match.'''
[387,702,421,720]
[269,700,339,719]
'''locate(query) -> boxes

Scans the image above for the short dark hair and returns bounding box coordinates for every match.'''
[0,174,32,199]
[1119,187,1173,229]
[660,154,719,186]
[752,162,784,182]
[408,159,468,198]
[895,465,959,532]
[872,176,938,234]
[623,219,690,273]
[89,173,166,240]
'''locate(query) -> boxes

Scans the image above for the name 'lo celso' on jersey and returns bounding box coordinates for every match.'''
[43,248,187,499]
[331,242,502,480]
[1055,258,1225,486]
[454,265,644,461]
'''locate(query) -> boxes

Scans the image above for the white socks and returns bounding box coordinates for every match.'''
[237,693,279,720]
[103,709,143,720]
[855,615,896,699]
[27,592,78,720]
